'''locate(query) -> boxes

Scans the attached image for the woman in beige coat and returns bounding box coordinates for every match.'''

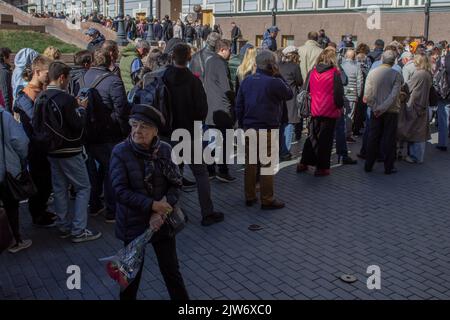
[398,54,433,163]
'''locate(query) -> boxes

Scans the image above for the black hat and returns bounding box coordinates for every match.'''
[130,104,165,129]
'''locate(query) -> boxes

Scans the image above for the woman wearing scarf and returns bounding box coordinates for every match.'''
[110,104,189,300]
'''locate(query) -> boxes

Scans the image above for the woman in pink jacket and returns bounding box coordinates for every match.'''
[297,48,345,176]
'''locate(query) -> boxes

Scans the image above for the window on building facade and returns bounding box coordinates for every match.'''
[360,0,392,6]
[261,0,285,11]
[237,0,258,11]
[282,35,295,47]
[291,0,314,9]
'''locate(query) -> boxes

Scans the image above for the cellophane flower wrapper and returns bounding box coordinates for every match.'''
[99,228,154,291]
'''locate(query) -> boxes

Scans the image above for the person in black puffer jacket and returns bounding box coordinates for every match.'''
[110,104,189,301]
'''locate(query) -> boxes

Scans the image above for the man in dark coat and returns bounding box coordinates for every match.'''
[163,43,225,227]
[204,39,235,182]
[82,50,130,221]
[230,22,242,55]
[189,32,221,82]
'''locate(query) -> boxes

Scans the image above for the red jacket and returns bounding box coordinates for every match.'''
[309,64,344,119]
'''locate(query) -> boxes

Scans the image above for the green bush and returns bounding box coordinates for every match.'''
[0,30,80,53]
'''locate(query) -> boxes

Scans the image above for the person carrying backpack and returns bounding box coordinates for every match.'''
[33,61,101,243]
[81,49,131,222]
[68,50,93,97]
[13,55,56,227]
[434,44,450,151]
[0,108,31,253]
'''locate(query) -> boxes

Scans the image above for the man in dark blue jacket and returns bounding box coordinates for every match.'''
[236,50,293,210]
[82,49,130,222]
[261,26,279,52]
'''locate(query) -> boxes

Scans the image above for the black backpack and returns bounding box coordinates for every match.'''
[77,72,115,143]
[32,91,81,153]
[138,68,172,137]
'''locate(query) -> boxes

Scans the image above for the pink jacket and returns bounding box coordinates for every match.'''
[309,65,343,119]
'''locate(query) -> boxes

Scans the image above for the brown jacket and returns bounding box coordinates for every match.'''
[398,69,432,142]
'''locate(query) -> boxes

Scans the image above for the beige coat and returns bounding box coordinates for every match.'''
[398,69,432,142]
[298,40,323,80]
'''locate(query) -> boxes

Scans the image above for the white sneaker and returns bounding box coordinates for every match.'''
[404,156,417,164]
[8,239,32,254]
[71,229,102,243]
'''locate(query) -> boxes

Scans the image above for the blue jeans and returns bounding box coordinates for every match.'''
[280,123,294,156]
[408,142,426,163]
[437,99,450,147]
[335,114,348,157]
[48,154,91,236]
[87,143,116,219]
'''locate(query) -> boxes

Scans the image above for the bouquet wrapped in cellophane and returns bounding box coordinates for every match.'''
[99,228,154,290]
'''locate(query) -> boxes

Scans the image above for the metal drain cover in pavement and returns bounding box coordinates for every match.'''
[248,224,263,231]
[340,274,358,283]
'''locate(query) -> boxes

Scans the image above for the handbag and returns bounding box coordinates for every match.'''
[1,111,37,201]
[166,205,186,235]
[297,71,312,118]
[0,207,13,253]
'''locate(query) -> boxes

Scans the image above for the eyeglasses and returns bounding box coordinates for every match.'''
[129,119,153,130]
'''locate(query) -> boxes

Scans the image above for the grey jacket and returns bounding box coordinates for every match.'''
[0,109,29,183]
[364,64,402,114]
[204,53,235,127]
[402,60,417,86]
[341,59,363,102]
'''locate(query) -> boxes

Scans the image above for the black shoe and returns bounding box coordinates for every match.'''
[216,172,236,183]
[385,168,398,175]
[346,137,357,144]
[436,146,448,152]
[280,153,292,162]
[201,212,224,226]
[357,153,366,159]
[44,211,57,221]
[89,206,105,217]
[339,156,357,165]
[182,177,197,189]
[246,199,257,207]
[105,214,116,223]
[364,165,372,173]
[261,199,285,210]
[33,216,56,228]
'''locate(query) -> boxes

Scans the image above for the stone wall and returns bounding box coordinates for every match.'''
[216,10,450,48]
[0,0,117,49]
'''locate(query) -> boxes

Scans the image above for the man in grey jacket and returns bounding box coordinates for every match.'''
[364,51,403,174]
[335,49,363,164]
[400,51,416,85]
[204,39,236,182]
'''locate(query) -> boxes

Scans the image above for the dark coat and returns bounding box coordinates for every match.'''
[83,66,131,144]
[110,138,179,243]
[279,62,303,124]
[367,48,383,64]
[235,69,294,129]
[189,45,216,82]
[163,65,208,135]
[204,53,235,127]
[154,23,163,40]
[0,62,12,112]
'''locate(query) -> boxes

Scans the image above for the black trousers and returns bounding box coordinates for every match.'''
[120,233,189,300]
[0,185,20,242]
[206,126,230,175]
[28,150,52,219]
[365,112,398,173]
[301,117,336,170]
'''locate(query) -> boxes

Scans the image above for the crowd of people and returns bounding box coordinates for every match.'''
[1,20,449,300]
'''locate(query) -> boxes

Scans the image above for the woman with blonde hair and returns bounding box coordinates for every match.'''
[43,46,61,60]
[297,48,345,176]
[235,46,256,94]
[398,54,433,164]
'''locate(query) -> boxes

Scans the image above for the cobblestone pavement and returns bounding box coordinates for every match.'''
[1,132,450,300]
